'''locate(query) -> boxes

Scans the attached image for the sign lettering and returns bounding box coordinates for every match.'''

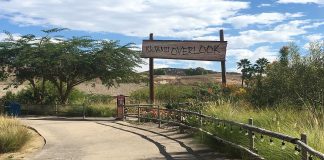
[142,40,227,61]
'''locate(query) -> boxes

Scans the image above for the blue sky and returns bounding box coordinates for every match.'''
[0,0,323,72]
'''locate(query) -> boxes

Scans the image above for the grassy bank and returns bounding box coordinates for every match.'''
[197,101,324,160]
[0,116,31,153]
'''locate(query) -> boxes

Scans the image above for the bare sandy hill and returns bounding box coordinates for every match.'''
[0,73,241,97]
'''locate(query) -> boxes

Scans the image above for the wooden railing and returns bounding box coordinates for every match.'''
[124,104,324,160]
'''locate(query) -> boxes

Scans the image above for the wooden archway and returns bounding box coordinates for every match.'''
[142,30,227,104]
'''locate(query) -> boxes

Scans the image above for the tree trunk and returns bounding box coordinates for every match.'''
[40,78,46,104]
[29,79,42,104]
[60,86,72,104]
[241,76,244,87]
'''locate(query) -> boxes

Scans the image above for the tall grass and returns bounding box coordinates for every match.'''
[0,116,31,153]
[58,102,116,117]
[199,101,324,159]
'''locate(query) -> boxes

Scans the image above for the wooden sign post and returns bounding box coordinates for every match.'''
[149,33,154,104]
[142,30,227,104]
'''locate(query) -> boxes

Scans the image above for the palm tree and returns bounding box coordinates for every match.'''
[255,58,270,76]
[237,59,252,87]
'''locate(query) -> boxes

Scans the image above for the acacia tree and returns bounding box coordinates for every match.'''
[0,29,143,104]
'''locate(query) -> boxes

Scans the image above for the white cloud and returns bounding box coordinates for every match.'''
[306,34,324,41]
[258,3,272,7]
[196,20,309,49]
[277,0,324,4]
[226,12,303,28]
[0,0,249,38]
[228,20,308,49]
[227,46,277,62]
[0,33,21,41]
[302,21,324,29]
[303,34,324,49]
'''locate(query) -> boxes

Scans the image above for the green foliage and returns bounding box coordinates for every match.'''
[184,67,209,76]
[0,29,143,104]
[0,116,31,153]
[130,83,226,105]
[239,41,324,108]
[85,103,116,117]
[237,59,252,87]
[0,82,113,106]
[238,41,324,108]
[1,82,59,105]
[201,101,324,159]
[154,68,166,75]
[192,83,222,101]
[130,84,194,104]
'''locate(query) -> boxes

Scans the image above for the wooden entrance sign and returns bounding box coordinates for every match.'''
[142,40,227,61]
[142,30,227,104]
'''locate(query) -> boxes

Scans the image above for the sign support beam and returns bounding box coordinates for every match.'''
[144,30,227,104]
[219,29,227,86]
[149,33,154,104]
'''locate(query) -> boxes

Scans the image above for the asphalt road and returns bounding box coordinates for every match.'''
[21,117,236,160]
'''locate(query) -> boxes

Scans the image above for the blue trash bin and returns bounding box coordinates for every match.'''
[5,101,21,116]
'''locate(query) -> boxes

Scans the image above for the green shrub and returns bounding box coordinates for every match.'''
[1,84,113,106]
[200,101,324,159]
[192,83,222,101]
[130,84,194,104]
[86,103,116,117]
[245,42,324,108]
[0,116,31,153]
[1,82,60,105]
[154,68,166,75]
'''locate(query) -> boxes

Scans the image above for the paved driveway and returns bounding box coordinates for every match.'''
[21,117,236,160]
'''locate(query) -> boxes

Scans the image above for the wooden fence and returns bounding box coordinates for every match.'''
[124,104,324,160]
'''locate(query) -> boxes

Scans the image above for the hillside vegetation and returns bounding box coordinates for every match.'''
[130,41,324,159]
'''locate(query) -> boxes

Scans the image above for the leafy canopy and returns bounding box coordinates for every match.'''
[0,29,143,104]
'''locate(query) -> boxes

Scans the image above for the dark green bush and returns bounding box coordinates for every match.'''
[130,84,194,103]
[192,83,222,101]
[245,42,324,108]
[1,84,112,105]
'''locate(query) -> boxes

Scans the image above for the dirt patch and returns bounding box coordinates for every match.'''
[0,128,45,160]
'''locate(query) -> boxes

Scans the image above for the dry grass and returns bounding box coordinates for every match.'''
[0,116,31,153]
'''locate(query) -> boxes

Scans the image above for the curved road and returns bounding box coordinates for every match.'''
[22,117,236,160]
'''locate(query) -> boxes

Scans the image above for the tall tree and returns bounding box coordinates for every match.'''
[254,58,270,76]
[237,59,252,87]
[0,29,143,104]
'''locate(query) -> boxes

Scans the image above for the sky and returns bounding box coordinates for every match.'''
[0,0,323,72]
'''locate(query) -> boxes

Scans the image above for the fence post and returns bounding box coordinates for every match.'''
[137,105,140,123]
[180,109,184,134]
[158,105,161,128]
[248,118,255,151]
[199,110,203,127]
[301,133,307,160]
[199,110,203,140]
[82,103,86,120]
[55,102,58,116]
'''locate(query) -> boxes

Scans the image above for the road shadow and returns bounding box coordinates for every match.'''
[21,116,116,122]
[97,122,228,160]
[96,122,175,160]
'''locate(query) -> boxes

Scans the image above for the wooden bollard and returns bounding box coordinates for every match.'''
[180,109,184,134]
[137,105,140,123]
[158,105,161,128]
[301,133,307,160]
[248,118,255,151]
